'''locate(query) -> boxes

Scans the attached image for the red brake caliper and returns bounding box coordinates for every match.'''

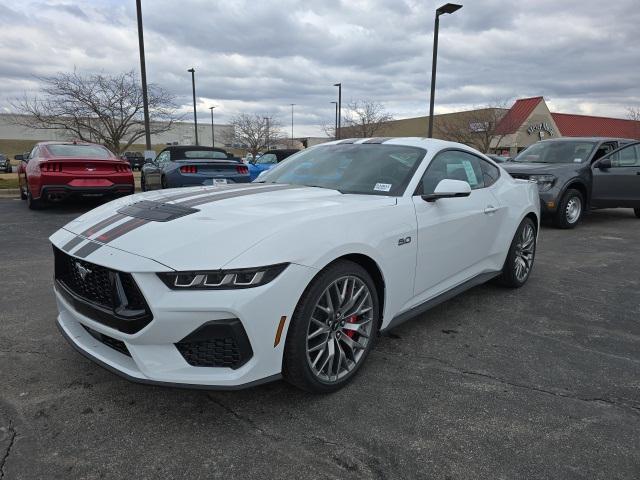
[346,315,358,338]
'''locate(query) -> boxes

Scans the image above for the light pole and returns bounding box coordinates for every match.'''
[187,68,198,145]
[428,3,462,138]
[263,116,271,150]
[135,0,151,154]
[290,104,295,147]
[333,83,342,139]
[330,101,338,140]
[209,106,216,148]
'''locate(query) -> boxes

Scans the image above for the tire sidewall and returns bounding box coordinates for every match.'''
[500,217,537,288]
[555,189,583,228]
[283,260,380,393]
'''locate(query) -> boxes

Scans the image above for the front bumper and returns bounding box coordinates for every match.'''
[54,255,317,389]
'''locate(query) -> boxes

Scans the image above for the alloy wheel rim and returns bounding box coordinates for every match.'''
[514,223,535,282]
[565,197,582,224]
[306,275,374,383]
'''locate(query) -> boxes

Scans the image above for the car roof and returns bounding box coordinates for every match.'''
[536,137,637,143]
[162,145,228,154]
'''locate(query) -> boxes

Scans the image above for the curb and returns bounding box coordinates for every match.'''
[0,189,19,198]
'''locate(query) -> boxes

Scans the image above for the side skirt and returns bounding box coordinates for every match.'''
[382,271,500,332]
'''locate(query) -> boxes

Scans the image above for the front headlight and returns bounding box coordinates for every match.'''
[529,174,556,192]
[157,263,289,290]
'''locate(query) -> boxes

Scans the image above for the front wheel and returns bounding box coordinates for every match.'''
[634,208,640,219]
[140,173,147,192]
[497,217,537,288]
[19,179,27,200]
[161,175,169,189]
[553,189,583,229]
[283,260,379,393]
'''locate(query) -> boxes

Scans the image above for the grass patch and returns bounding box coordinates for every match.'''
[0,176,19,189]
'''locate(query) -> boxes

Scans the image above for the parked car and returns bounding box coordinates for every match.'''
[0,154,11,173]
[121,151,145,171]
[248,149,300,181]
[502,137,638,228]
[17,141,133,210]
[51,138,539,393]
[486,154,510,163]
[140,145,249,190]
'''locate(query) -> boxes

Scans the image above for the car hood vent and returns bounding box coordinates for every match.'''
[117,200,199,222]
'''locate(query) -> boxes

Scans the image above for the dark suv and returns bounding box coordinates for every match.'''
[121,151,145,171]
[503,137,640,228]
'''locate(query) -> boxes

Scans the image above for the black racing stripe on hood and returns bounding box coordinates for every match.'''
[62,235,84,252]
[70,184,302,258]
[180,184,304,208]
[151,184,248,203]
[79,213,127,238]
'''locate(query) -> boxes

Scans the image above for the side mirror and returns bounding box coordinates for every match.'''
[422,179,471,202]
[14,154,24,161]
[595,158,612,169]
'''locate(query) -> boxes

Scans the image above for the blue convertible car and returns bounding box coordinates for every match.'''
[141,146,249,190]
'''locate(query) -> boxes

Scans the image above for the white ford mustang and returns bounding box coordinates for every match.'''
[50,138,539,393]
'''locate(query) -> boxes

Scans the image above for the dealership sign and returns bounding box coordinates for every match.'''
[527,122,554,137]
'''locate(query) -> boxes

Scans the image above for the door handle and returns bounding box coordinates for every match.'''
[484,205,499,214]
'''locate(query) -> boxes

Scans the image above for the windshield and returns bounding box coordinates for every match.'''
[257,144,426,196]
[182,150,229,160]
[47,144,112,159]
[513,141,596,164]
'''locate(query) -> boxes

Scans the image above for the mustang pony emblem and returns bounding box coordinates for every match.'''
[75,262,92,280]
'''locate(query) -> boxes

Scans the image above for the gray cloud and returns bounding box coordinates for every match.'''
[0,0,638,134]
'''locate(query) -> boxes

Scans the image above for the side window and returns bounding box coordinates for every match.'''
[480,159,500,187]
[156,151,170,165]
[419,150,485,195]
[257,153,277,165]
[611,144,640,167]
[593,142,616,161]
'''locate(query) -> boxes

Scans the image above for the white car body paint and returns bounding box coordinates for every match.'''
[50,138,539,389]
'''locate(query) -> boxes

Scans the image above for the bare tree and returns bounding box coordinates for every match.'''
[11,70,177,154]
[434,101,515,153]
[626,107,640,122]
[341,100,393,138]
[229,114,283,158]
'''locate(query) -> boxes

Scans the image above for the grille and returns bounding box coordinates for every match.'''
[53,246,153,334]
[176,338,242,368]
[55,248,113,307]
[82,325,131,357]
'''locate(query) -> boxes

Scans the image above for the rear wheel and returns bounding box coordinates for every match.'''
[283,260,379,393]
[553,189,583,229]
[634,208,640,218]
[19,179,27,200]
[140,173,147,192]
[27,186,42,210]
[161,175,168,189]
[497,217,537,288]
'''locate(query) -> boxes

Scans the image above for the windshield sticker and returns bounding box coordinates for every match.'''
[574,158,583,163]
[374,183,392,192]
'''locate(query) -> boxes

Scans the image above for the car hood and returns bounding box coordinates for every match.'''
[60,184,396,270]
[502,162,579,175]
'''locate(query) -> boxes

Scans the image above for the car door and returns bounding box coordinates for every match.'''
[145,150,169,189]
[411,150,505,299]
[591,143,640,208]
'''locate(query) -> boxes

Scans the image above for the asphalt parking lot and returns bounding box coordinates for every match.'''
[1,198,639,479]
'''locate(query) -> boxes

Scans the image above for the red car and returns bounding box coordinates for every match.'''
[17,141,134,209]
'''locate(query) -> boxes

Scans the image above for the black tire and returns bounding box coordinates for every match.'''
[283,260,380,393]
[19,181,27,200]
[496,217,537,288]
[27,186,42,210]
[140,173,146,192]
[635,208,640,219]
[161,175,168,189]
[553,189,584,229]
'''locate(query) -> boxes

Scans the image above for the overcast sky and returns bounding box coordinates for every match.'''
[1,0,639,136]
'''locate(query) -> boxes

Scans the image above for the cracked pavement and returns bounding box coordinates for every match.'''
[1,198,639,479]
